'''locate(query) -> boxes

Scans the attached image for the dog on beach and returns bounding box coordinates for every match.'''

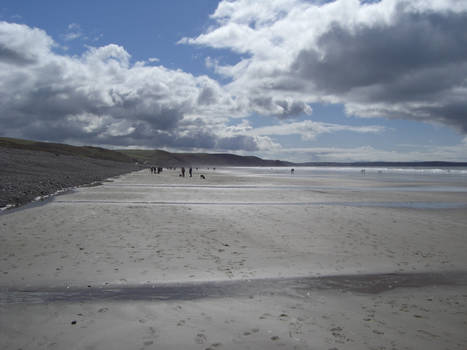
[200,174,206,179]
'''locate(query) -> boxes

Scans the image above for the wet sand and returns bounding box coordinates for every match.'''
[1,168,467,349]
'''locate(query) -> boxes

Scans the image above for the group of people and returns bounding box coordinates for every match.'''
[148,166,212,179]
[149,166,194,178]
[150,166,163,174]
[180,167,193,177]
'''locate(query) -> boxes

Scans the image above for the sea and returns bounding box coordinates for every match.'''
[220,166,467,192]
[223,165,466,178]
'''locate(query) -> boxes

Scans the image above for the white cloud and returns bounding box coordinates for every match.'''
[0,22,53,64]
[249,120,385,140]
[185,0,467,131]
[258,143,467,163]
[0,21,254,151]
[63,23,83,41]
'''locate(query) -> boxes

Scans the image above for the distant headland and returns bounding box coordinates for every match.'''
[2,137,466,168]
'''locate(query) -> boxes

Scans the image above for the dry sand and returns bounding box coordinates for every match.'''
[1,168,467,349]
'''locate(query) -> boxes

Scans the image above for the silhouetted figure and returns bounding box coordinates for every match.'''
[189,167,192,177]
[291,168,295,174]
[181,167,186,177]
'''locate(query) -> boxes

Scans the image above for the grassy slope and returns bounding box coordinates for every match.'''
[0,137,291,167]
[118,149,292,167]
[0,137,135,163]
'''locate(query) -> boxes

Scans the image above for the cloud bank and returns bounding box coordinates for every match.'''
[0,21,263,151]
[185,0,467,132]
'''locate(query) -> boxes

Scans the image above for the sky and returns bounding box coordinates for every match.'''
[1,0,467,162]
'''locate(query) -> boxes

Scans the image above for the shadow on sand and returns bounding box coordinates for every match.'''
[2,271,467,304]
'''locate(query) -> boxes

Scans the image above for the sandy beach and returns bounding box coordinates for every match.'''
[1,168,467,349]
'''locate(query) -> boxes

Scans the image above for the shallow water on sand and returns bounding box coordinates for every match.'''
[223,165,467,179]
[105,182,467,193]
[52,199,467,209]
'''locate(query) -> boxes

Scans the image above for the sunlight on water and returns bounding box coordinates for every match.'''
[220,166,467,190]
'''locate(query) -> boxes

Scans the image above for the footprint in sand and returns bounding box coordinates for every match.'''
[243,328,260,336]
[195,333,207,344]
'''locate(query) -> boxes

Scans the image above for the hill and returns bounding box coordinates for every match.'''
[0,137,134,163]
[119,149,293,167]
[0,138,292,167]
[0,138,140,209]
[2,137,466,168]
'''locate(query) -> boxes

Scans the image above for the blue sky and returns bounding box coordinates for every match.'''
[1,0,466,162]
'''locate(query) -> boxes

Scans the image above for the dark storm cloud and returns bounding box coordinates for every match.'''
[293,10,467,93]
[249,97,311,118]
[187,0,467,133]
[290,7,467,130]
